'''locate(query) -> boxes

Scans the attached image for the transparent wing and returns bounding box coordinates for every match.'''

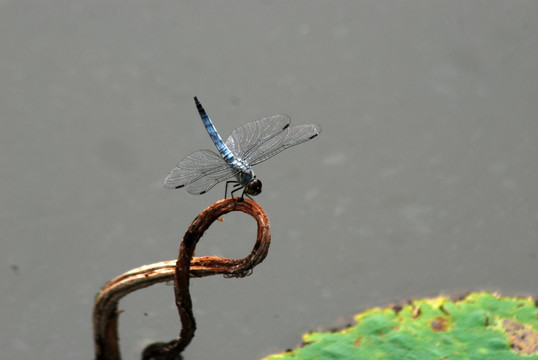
[185,167,239,195]
[246,123,322,166]
[163,149,237,194]
[225,115,291,160]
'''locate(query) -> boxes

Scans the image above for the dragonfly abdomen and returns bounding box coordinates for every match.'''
[195,97,235,163]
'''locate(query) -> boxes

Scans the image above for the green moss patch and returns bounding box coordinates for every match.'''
[263,292,538,360]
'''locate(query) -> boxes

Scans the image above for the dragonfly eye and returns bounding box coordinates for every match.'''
[245,179,262,196]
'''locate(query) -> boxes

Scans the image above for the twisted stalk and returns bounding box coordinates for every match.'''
[93,198,271,360]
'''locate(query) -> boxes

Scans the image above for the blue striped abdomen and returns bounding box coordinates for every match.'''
[195,97,235,163]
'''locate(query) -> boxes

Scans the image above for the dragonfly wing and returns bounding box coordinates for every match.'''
[225,115,291,159]
[247,123,321,166]
[185,166,238,194]
[163,149,237,194]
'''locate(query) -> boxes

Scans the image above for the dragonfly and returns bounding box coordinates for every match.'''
[163,97,321,198]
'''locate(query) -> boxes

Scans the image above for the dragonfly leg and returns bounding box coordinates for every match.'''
[242,191,254,201]
[224,180,233,198]
[233,186,255,201]
[230,183,247,201]
[225,181,243,199]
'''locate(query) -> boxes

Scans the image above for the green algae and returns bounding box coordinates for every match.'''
[263,292,538,360]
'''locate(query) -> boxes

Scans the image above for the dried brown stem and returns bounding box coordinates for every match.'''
[93,198,271,360]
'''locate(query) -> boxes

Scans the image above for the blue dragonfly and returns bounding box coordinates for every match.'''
[163,97,321,198]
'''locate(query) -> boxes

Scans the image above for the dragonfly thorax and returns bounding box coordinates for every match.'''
[233,158,253,183]
[234,160,262,196]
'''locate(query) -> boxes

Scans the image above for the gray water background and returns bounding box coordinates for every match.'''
[1,2,537,359]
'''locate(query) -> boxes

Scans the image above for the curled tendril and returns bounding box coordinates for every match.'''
[93,198,271,360]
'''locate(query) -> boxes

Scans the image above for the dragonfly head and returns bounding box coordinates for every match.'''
[244,179,262,196]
